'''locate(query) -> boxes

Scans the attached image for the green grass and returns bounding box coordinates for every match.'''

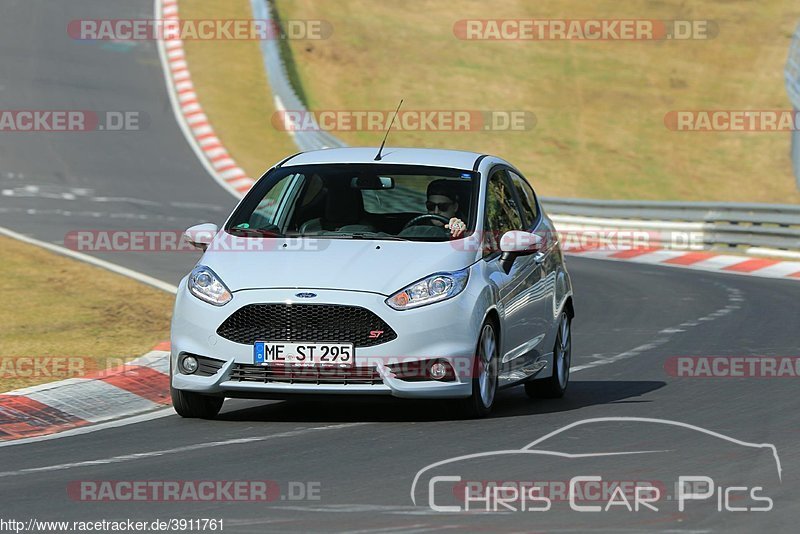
[0,237,173,392]
[272,0,800,203]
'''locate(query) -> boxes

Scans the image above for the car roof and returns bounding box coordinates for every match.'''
[280,147,486,171]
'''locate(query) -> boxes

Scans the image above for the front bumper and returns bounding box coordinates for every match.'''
[171,285,485,399]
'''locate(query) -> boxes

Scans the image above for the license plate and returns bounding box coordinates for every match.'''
[254,341,354,367]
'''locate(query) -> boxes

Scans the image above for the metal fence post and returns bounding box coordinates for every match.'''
[794,111,800,188]
[787,24,800,189]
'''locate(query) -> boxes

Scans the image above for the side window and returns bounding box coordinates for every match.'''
[483,169,523,255]
[507,170,539,228]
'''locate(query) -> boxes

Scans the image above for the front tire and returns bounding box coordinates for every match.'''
[525,311,571,399]
[171,386,224,419]
[460,321,499,418]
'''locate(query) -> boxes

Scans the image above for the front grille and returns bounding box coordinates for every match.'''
[229,363,383,385]
[216,304,397,347]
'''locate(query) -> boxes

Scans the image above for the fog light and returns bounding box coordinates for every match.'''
[181,355,198,374]
[429,362,448,380]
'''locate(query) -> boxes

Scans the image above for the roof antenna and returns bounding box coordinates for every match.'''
[374,99,403,161]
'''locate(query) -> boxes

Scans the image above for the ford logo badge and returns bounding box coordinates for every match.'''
[295,292,317,299]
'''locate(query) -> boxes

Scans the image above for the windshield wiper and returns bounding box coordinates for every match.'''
[292,232,410,241]
[228,227,283,238]
[348,233,410,241]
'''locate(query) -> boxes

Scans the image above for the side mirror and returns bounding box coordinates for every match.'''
[183,223,218,251]
[499,231,543,274]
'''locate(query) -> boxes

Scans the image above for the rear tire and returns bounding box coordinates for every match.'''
[171,386,224,419]
[460,321,499,418]
[525,311,571,399]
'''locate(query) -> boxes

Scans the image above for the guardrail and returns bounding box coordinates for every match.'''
[252,0,345,151]
[256,0,800,257]
[543,198,800,256]
[787,23,800,108]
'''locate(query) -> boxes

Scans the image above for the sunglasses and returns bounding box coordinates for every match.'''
[426,201,454,212]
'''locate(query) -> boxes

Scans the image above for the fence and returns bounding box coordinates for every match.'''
[543,198,800,256]
[251,0,345,151]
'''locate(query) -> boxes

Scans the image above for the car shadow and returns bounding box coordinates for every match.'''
[214,380,666,423]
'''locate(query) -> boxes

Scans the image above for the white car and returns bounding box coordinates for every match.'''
[170,147,574,418]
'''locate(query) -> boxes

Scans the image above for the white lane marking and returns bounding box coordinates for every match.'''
[659,328,685,334]
[345,524,450,533]
[91,196,161,206]
[169,201,227,211]
[5,205,184,221]
[0,409,175,449]
[0,185,218,211]
[572,285,744,373]
[572,341,667,372]
[0,423,367,478]
[0,226,177,294]
[1,184,93,198]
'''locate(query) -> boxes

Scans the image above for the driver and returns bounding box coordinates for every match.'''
[426,180,467,238]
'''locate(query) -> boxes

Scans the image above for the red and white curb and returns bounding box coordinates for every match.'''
[566,248,800,281]
[157,0,253,198]
[0,345,170,442]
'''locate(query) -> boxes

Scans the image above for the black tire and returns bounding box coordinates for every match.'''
[460,321,499,418]
[525,311,571,399]
[171,386,224,419]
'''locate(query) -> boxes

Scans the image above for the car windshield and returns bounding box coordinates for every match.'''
[226,163,478,242]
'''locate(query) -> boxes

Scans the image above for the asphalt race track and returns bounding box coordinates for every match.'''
[1,1,799,532]
[0,0,235,283]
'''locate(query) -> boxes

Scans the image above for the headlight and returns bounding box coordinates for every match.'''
[188,265,232,306]
[386,269,469,310]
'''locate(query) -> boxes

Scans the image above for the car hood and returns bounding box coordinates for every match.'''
[202,235,479,296]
